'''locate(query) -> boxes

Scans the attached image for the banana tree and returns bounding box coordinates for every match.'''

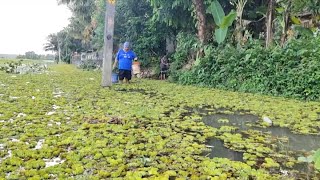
[276,0,292,46]
[207,0,237,44]
[231,0,248,45]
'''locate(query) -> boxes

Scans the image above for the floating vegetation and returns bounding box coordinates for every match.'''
[0,65,319,179]
[0,60,48,74]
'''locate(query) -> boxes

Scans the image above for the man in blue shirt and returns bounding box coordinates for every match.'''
[112,42,138,83]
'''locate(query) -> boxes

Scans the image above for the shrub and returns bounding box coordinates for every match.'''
[174,37,320,101]
[169,32,200,81]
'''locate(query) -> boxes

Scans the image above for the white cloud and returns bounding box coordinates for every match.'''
[0,0,71,55]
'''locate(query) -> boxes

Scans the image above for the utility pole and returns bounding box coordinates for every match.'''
[101,0,116,87]
[58,40,61,64]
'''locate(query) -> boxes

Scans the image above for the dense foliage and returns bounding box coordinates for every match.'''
[175,36,320,100]
[46,0,320,100]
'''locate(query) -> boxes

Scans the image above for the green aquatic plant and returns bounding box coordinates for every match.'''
[262,158,280,168]
[218,118,229,124]
[0,65,319,178]
[298,149,320,172]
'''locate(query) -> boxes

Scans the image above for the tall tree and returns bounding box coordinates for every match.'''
[57,0,96,49]
[266,0,275,47]
[44,28,82,63]
[192,0,207,44]
[44,34,58,52]
[149,0,196,36]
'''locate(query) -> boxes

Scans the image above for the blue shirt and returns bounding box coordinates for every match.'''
[116,49,137,70]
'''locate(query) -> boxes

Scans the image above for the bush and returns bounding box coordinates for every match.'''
[169,32,200,81]
[175,37,320,101]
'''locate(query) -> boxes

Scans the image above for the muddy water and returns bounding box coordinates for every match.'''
[204,139,244,161]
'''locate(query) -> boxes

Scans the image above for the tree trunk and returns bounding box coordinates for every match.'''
[192,0,207,44]
[235,0,248,46]
[266,0,274,47]
[280,12,289,46]
[280,2,291,46]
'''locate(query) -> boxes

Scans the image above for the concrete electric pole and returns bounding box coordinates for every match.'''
[101,0,116,87]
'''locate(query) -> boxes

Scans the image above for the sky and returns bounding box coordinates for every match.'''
[0,0,71,55]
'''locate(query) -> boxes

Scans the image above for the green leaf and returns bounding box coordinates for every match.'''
[290,16,301,25]
[220,10,237,28]
[298,157,307,162]
[208,0,225,25]
[149,167,159,175]
[276,7,285,13]
[316,160,320,171]
[313,149,320,159]
[293,25,313,37]
[245,54,251,61]
[215,28,228,44]
[298,156,313,163]
[164,170,177,176]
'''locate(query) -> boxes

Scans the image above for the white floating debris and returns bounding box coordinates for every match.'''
[53,95,62,98]
[0,84,5,87]
[11,76,17,78]
[46,112,56,116]
[0,144,4,150]
[32,96,36,100]
[263,116,273,125]
[17,113,27,118]
[44,157,65,168]
[0,94,4,96]
[9,119,14,123]
[89,78,95,80]
[9,96,19,99]
[11,138,19,142]
[0,120,5,123]
[8,150,12,157]
[47,123,53,127]
[280,169,288,176]
[55,122,61,126]
[36,89,40,92]
[34,139,45,150]
[5,173,11,179]
[26,82,30,84]
[52,105,60,110]
[53,91,64,95]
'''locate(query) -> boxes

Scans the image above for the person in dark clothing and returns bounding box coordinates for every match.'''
[160,55,169,80]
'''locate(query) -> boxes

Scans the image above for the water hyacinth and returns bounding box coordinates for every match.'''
[0,64,319,179]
